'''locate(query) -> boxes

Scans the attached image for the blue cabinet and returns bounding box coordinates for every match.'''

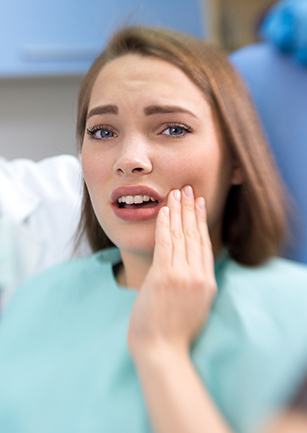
[0,0,205,77]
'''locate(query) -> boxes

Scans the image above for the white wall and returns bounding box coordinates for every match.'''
[0,76,82,161]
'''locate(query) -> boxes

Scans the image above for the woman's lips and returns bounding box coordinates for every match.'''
[111,202,163,221]
[111,185,163,204]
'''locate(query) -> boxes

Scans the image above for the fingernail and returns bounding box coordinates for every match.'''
[197,197,206,210]
[183,185,193,197]
[173,190,181,201]
[161,206,169,216]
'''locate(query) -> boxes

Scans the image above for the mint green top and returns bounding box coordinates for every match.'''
[1,248,307,433]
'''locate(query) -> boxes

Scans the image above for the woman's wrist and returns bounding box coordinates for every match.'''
[131,339,233,433]
[131,340,191,370]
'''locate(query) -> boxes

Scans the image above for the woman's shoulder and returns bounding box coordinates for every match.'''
[22,250,109,286]
[0,249,121,347]
[216,255,307,324]
[224,255,307,290]
[215,256,307,341]
[1,250,114,321]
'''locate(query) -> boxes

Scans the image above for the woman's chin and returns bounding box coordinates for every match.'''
[103,222,156,254]
[113,236,155,255]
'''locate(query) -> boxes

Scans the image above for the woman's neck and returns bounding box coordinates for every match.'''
[115,235,224,291]
[114,249,154,290]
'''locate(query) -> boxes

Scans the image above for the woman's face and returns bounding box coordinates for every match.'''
[81,54,239,255]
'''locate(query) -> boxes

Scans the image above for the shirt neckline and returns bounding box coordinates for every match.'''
[96,246,229,293]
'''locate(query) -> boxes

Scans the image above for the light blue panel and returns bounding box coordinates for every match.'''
[0,0,205,77]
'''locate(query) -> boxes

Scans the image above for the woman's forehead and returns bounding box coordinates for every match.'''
[89,54,210,115]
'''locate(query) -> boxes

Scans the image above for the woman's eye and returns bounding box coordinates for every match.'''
[161,125,191,137]
[86,126,116,140]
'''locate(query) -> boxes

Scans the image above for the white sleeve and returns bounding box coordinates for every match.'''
[0,154,82,203]
[0,155,90,271]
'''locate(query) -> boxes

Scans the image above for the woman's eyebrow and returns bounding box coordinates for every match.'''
[87,104,118,119]
[144,105,197,118]
[87,104,197,119]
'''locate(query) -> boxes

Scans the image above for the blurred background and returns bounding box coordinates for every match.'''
[0,0,276,160]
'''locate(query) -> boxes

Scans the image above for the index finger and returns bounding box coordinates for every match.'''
[152,206,172,267]
[195,197,215,273]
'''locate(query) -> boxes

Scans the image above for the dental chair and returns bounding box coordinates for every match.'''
[230,43,307,264]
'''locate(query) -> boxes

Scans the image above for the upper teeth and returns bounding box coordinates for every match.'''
[118,195,157,204]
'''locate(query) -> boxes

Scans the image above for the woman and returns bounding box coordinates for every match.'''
[1,26,307,433]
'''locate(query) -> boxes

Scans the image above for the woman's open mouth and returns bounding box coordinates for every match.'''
[111,196,162,221]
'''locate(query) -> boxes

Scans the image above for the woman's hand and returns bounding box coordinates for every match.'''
[128,185,217,359]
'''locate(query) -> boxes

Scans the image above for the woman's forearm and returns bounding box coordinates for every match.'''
[133,344,233,433]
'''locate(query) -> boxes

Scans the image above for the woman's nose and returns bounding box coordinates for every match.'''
[113,143,152,176]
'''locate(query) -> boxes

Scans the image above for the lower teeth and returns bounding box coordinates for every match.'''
[120,202,158,209]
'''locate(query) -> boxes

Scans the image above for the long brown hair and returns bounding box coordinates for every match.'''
[76,26,290,266]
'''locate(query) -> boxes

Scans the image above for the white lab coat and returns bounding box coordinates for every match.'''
[0,155,90,309]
